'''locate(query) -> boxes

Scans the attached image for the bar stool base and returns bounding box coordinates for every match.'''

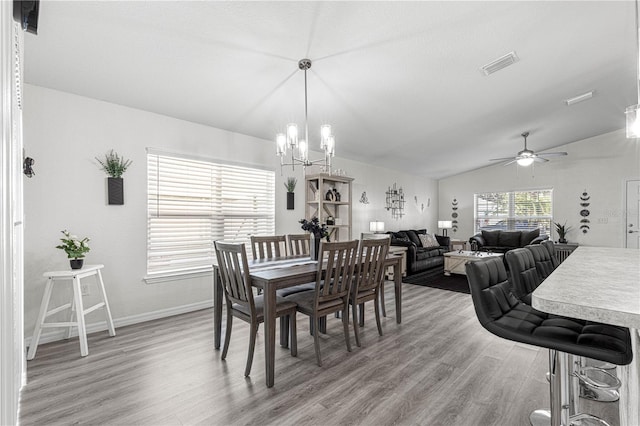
[530,409,551,426]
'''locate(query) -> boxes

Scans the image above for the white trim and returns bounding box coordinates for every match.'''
[24,300,214,348]
[0,6,24,425]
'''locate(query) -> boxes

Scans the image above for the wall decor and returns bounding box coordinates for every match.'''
[414,195,429,213]
[359,191,369,204]
[579,190,591,234]
[284,177,297,210]
[451,198,459,233]
[96,149,132,205]
[23,156,35,178]
[385,183,405,219]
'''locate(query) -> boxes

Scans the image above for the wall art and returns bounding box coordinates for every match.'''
[579,190,590,234]
[451,198,459,233]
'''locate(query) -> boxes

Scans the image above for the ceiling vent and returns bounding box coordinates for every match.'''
[565,91,594,106]
[481,51,519,76]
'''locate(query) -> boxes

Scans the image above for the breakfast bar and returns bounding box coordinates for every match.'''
[532,246,640,426]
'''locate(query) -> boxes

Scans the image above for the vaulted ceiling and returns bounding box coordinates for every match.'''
[23,1,637,179]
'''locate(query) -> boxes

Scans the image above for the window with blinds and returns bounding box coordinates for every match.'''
[474,189,553,234]
[147,151,275,277]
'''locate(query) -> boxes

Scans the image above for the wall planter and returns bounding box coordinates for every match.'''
[108,177,124,205]
[286,192,295,210]
[96,149,131,206]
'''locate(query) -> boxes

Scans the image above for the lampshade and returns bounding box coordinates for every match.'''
[626,104,640,138]
[438,220,453,229]
[369,221,385,233]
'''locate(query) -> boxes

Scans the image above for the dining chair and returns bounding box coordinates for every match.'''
[250,235,287,259]
[287,233,310,256]
[361,232,392,317]
[285,240,359,366]
[350,236,390,347]
[214,241,297,377]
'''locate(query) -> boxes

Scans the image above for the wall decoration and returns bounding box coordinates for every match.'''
[451,198,459,233]
[359,191,369,204]
[385,183,405,219]
[414,195,429,213]
[579,190,591,234]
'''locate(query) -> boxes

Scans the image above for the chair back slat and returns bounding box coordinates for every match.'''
[251,235,287,259]
[287,233,310,256]
[315,240,359,306]
[215,241,254,313]
[355,237,390,293]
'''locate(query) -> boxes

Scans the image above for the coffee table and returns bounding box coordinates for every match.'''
[443,250,504,276]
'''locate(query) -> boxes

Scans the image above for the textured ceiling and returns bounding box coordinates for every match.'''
[23,1,638,179]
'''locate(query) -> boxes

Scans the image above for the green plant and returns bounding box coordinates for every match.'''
[55,230,90,259]
[554,221,572,240]
[284,177,297,193]
[96,149,132,178]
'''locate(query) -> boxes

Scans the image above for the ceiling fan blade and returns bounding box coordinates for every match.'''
[537,151,568,158]
[502,159,518,166]
[534,156,549,163]
[489,156,515,162]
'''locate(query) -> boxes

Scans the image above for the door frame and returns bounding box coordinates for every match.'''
[625,178,640,248]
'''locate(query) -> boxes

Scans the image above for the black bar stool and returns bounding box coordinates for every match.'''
[466,257,632,426]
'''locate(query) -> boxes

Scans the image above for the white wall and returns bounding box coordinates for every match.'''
[22,84,437,340]
[438,130,640,247]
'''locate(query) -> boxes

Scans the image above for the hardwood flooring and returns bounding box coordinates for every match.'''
[19,283,619,425]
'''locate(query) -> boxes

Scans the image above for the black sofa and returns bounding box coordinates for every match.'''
[388,229,450,275]
[468,229,548,253]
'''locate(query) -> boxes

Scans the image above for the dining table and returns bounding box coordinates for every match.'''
[532,246,640,426]
[212,252,404,387]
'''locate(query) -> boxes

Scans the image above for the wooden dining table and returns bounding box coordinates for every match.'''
[212,253,403,387]
[532,246,640,426]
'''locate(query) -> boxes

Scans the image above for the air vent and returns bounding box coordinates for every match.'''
[565,91,594,106]
[481,51,519,76]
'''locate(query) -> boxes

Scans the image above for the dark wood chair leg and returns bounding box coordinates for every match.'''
[280,316,289,348]
[289,313,297,357]
[314,317,322,366]
[221,311,233,360]
[245,322,258,377]
[352,299,361,347]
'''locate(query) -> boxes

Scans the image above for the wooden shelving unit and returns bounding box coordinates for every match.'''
[305,173,353,242]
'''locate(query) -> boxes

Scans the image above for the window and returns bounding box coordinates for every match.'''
[474,189,552,234]
[147,150,275,278]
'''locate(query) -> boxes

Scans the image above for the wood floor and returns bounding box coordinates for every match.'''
[19,282,619,425]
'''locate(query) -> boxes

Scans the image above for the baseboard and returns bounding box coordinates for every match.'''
[24,299,214,349]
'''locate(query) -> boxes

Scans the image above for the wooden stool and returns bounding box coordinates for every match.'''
[27,264,116,359]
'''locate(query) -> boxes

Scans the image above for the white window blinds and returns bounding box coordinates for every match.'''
[474,189,553,234]
[147,152,275,277]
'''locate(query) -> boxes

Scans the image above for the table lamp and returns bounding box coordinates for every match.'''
[369,221,385,233]
[438,220,453,237]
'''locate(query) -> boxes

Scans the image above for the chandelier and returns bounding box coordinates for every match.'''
[626,0,640,138]
[276,59,335,173]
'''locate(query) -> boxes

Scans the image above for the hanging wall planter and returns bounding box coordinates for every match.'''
[108,177,124,205]
[284,177,297,210]
[96,149,132,206]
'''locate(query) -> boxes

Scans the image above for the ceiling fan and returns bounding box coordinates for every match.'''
[489,132,568,166]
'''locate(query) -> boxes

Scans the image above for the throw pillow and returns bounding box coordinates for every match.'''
[520,228,540,246]
[402,230,422,247]
[498,231,521,247]
[418,233,440,248]
[481,230,500,247]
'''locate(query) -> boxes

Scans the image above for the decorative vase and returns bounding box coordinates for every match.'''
[310,233,321,260]
[108,177,124,205]
[286,192,294,210]
[70,259,84,270]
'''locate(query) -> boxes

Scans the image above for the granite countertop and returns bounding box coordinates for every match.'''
[532,246,640,329]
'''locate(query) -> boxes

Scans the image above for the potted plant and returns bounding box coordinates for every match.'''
[285,177,297,210]
[554,221,572,244]
[299,217,330,260]
[96,149,132,205]
[56,230,90,269]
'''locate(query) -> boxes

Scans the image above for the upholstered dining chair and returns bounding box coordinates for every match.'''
[287,233,310,256]
[285,240,359,366]
[350,236,390,347]
[250,235,287,259]
[526,244,556,280]
[214,241,297,377]
[542,240,559,269]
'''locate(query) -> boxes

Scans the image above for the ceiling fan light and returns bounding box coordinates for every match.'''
[517,157,534,167]
[626,104,640,138]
